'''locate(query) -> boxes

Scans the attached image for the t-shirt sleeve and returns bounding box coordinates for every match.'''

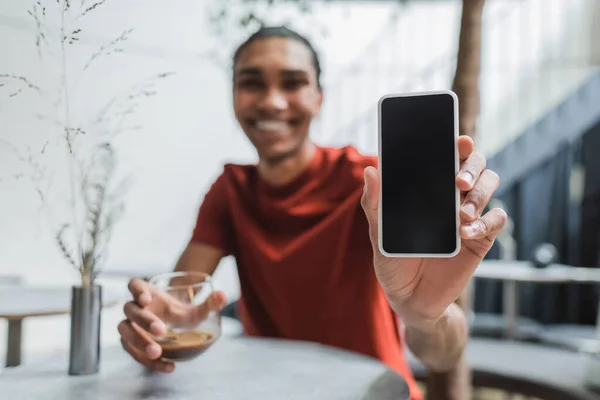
[190,171,234,255]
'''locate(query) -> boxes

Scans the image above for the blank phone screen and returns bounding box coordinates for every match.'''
[379,92,458,255]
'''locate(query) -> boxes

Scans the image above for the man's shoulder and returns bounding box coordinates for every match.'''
[222,161,257,176]
[203,162,257,194]
[214,162,257,190]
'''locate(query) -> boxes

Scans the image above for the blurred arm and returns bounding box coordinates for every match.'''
[174,242,226,276]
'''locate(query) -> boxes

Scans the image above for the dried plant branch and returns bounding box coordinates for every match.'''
[76,142,126,285]
[91,198,124,279]
[0,138,52,207]
[91,71,175,131]
[53,0,88,280]
[56,224,80,271]
[0,139,46,176]
[0,74,43,95]
[40,141,49,154]
[82,28,132,72]
[66,28,82,45]
[28,1,50,59]
[78,0,108,18]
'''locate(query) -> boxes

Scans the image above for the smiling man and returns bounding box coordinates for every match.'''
[118,26,506,400]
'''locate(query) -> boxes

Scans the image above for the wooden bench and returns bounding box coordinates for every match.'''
[407,338,600,400]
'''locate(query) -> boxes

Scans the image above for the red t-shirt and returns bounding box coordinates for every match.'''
[191,145,422,400]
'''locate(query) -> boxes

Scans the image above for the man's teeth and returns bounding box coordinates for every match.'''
[255,120,288,131]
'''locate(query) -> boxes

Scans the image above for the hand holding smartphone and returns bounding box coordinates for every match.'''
[378,90,460,258]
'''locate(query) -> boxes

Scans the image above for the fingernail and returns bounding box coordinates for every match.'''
[363,169,369,188]
[461,203,476,218]
[145,343,161,359]
[150,321,165,336]
[164,364,174,373]
[464,222,479,238]
[459,172,473,185]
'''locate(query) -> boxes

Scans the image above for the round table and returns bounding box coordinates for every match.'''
[0,286,123,367]
[0,337,410,400]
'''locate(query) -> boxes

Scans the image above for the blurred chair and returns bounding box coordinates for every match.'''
[471,200,546,341]
[0,275,23,373]
[538,262,600,354]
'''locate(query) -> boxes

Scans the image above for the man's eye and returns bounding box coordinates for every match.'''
[282,79,307,90]
[238,80,263,90]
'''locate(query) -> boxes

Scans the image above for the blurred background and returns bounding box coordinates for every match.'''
[1,0,600,397]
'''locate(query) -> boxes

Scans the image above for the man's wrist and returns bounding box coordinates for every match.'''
[403,304,469,371]
[403,305,453,335]
[386,293,454,334]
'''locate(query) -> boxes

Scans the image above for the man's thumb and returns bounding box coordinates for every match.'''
[361,166,380,246]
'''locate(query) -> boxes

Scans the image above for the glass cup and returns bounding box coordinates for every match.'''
[147,271,221,362]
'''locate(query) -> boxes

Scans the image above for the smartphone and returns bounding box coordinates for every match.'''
[378,90,460,258]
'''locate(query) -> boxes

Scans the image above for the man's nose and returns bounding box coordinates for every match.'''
[259,89,288,112]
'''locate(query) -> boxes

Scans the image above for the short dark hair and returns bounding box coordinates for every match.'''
[232,26,322,89]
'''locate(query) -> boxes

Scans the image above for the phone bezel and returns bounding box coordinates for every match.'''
[377,89,461,258]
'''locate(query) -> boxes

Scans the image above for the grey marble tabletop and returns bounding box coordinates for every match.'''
[0,286,122,319]
[0,337,410,400]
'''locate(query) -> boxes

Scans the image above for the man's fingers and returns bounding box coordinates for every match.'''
[190,290,227,323]
[123,301,165,336]
[120,337,175,373]
[457,135,475,163]
[121,337,150,367]
[118,320,162,360]
[128,278,152,306]
[460,207,507,240]
[460,169,500,222]
[456,151,486,192]
[360,166,380,252]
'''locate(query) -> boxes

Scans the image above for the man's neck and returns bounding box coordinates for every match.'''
[257,141,316,187]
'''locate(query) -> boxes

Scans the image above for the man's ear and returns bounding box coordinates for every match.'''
[313,89,324,117]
